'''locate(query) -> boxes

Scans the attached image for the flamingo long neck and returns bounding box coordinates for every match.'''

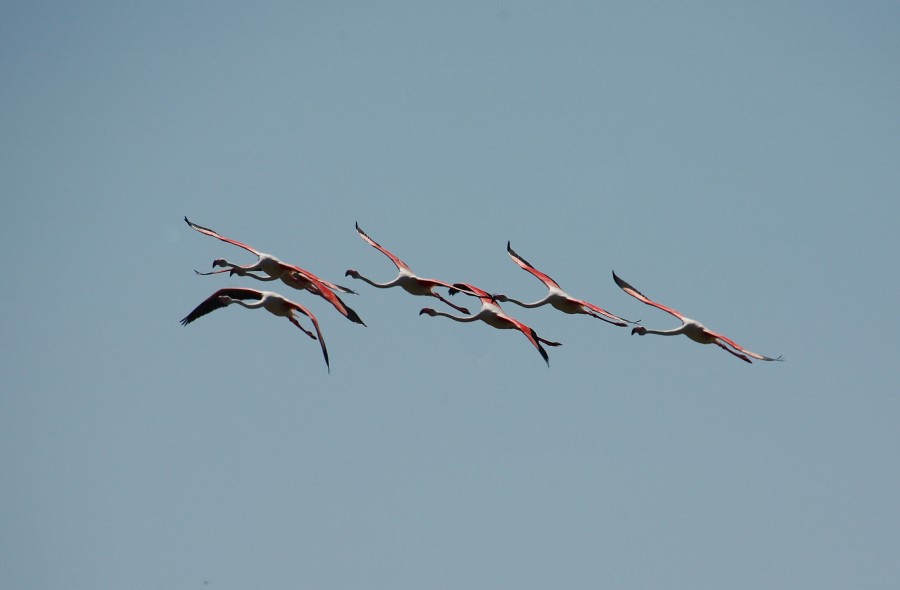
[217,259,264,274]
[227,297,266,310]
[502,295,550,309]
[642,325,688,336]
[429,309,480,322]
[354,273,402,289]
[241,270,278,282]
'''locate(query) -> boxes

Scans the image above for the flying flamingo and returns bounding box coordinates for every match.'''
[419,282,561,365]
[612,271,783,363]
[184,217,365,326]
[345,222,470,314]
[492,242,636,327]
[180,287,330,372]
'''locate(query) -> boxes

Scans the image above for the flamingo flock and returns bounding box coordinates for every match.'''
[181,217,783,371]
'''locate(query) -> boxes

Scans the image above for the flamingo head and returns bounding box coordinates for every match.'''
[631,326,648,336]
[218,295,234,306]
[345,269,360,278]
[419,308,438,317]
[212,258,228,268]
[491,293,509,303]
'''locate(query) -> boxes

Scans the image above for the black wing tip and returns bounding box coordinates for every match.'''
[530,328,551,365]
[450,283,477,297]
[354,222,374,242]
[345,306,366,327]
[335,283,358,295]
[612,270,629,289]
[506,242,536,269]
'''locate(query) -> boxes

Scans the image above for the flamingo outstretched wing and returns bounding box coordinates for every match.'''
[506,242,562,290]
[705,328,784,362]
[301,273,365,325]
[613,271,686,321]
[184,217,261,256]
[354,222,413,272]
[288,300,331,371]
[451,282,495,305]
[180,288,262,325]
[515,321,551,364]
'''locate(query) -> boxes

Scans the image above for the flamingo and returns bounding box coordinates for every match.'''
[492,242,636,327]
[345,222,470,314]
[180,288,330,372]
[184,217,365,326]
[419,282,561,365]
[612,271,783,363]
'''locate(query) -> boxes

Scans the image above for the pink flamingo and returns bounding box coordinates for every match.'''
[345,222,469,314]
[181,288,330,372]
[420,282,561,365]
[613,271,783,363]
[492,242,636,327]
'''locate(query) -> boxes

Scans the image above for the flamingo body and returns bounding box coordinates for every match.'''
[181,287,330,372]
[612,271,783,364]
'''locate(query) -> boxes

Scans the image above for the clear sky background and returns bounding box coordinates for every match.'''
[2,2,898,589]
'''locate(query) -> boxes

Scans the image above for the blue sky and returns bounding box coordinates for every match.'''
[2,2,899,588]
